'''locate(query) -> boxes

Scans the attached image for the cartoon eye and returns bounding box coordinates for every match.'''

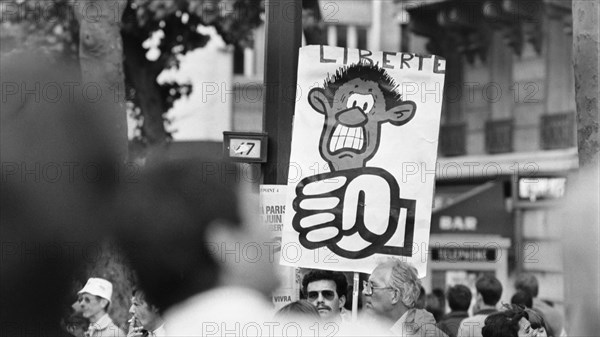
[346,93,374,114]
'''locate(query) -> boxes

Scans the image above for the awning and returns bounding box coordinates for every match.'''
[430,182,513,238]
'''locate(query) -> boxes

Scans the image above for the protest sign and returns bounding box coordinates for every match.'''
[260,184,299,309]
[280,45,445,277]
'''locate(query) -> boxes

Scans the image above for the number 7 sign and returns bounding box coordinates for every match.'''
[223,132,268,163]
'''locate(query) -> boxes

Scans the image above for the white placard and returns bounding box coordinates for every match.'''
[280,45,445,277]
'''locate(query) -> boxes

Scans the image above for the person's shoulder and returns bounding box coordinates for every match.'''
[109,321,127,337]
[93,324,126,337]
[457,315,486,337]
[99,318,126,337]
[460,313,488,323]
[165,287,274,336]
[338,320,394,337]
[532,299,563,321]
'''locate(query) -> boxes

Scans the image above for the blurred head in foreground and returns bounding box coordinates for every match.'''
[275,300,321,321]
[116,158,279,312]
[1,49,119,334]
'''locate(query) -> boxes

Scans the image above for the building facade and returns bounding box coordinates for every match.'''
[402,0,577,314]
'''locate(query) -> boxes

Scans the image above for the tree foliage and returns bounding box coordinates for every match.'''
[1,0,264,149]
[123,0,263,149]
[0,0,79,58]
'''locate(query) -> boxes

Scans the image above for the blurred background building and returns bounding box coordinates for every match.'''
[396,0,577,316]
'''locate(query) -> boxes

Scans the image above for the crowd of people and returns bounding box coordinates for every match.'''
[62,256,568,337]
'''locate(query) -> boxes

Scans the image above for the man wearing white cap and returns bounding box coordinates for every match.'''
[77,277,126,337]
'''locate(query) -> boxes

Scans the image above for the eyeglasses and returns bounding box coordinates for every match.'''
[363,280,394,295]
[307,290,336,301]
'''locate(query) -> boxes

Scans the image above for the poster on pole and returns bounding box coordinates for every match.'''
[259,184,299,309]
[280,45,445,277]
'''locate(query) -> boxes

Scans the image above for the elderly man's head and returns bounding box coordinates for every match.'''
[363,259,421,321]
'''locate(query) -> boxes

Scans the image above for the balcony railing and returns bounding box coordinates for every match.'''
[541,113,575,150]
[439,124,466,157]
[485,119,513,154]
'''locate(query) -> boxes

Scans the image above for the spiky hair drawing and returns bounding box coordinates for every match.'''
[322,62,404,110]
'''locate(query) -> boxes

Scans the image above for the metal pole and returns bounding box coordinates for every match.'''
[262,0,303,184]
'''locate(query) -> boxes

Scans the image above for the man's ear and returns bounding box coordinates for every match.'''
[308,88,330,115]
[390,289,401,305]
[100,298,109,310]
[384,101,416,126]
[339,295,346,309]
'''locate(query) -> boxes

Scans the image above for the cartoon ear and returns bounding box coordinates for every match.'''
[386,101,416,126]
[308,88,329,115]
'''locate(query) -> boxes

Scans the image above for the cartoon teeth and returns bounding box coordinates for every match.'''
[329,125,364,152]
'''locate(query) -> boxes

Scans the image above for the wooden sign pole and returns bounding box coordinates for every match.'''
[262,0,303,184]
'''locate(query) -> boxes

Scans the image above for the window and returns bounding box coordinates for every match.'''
[357,26,368,50]
[233,45,244,75]
[336,25,348,47]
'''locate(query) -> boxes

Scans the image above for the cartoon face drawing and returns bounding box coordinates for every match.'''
[308,63,417,171]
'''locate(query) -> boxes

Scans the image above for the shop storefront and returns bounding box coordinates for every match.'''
[423,181,514,305]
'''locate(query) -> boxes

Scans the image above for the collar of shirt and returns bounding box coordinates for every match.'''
[150,324,166,337]
[390,308,413,334]
[339,307,351,322]
[442,311,470,319]
[390,308,437,336]
[474,308,497,316]
[87,313,111,335]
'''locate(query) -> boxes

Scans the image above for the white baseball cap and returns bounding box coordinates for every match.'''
[78,278,113,303]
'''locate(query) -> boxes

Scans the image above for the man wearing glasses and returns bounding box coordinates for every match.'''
[302,270,348,322]
[363,259,448,337]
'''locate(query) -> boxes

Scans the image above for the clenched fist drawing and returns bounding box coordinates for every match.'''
[293,167,415,259]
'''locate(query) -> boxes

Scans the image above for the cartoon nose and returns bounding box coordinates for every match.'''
[335,107,368,127]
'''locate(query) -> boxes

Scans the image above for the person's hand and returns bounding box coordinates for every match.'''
[292,167,403,259]
[127,326,148,337]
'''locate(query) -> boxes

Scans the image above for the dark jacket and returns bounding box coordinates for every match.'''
[437,311,469,337]
[390,308,449,337]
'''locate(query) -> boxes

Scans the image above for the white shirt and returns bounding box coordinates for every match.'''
[150,324,167,337]
[165,286,275,337]
[86,313,126,337]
